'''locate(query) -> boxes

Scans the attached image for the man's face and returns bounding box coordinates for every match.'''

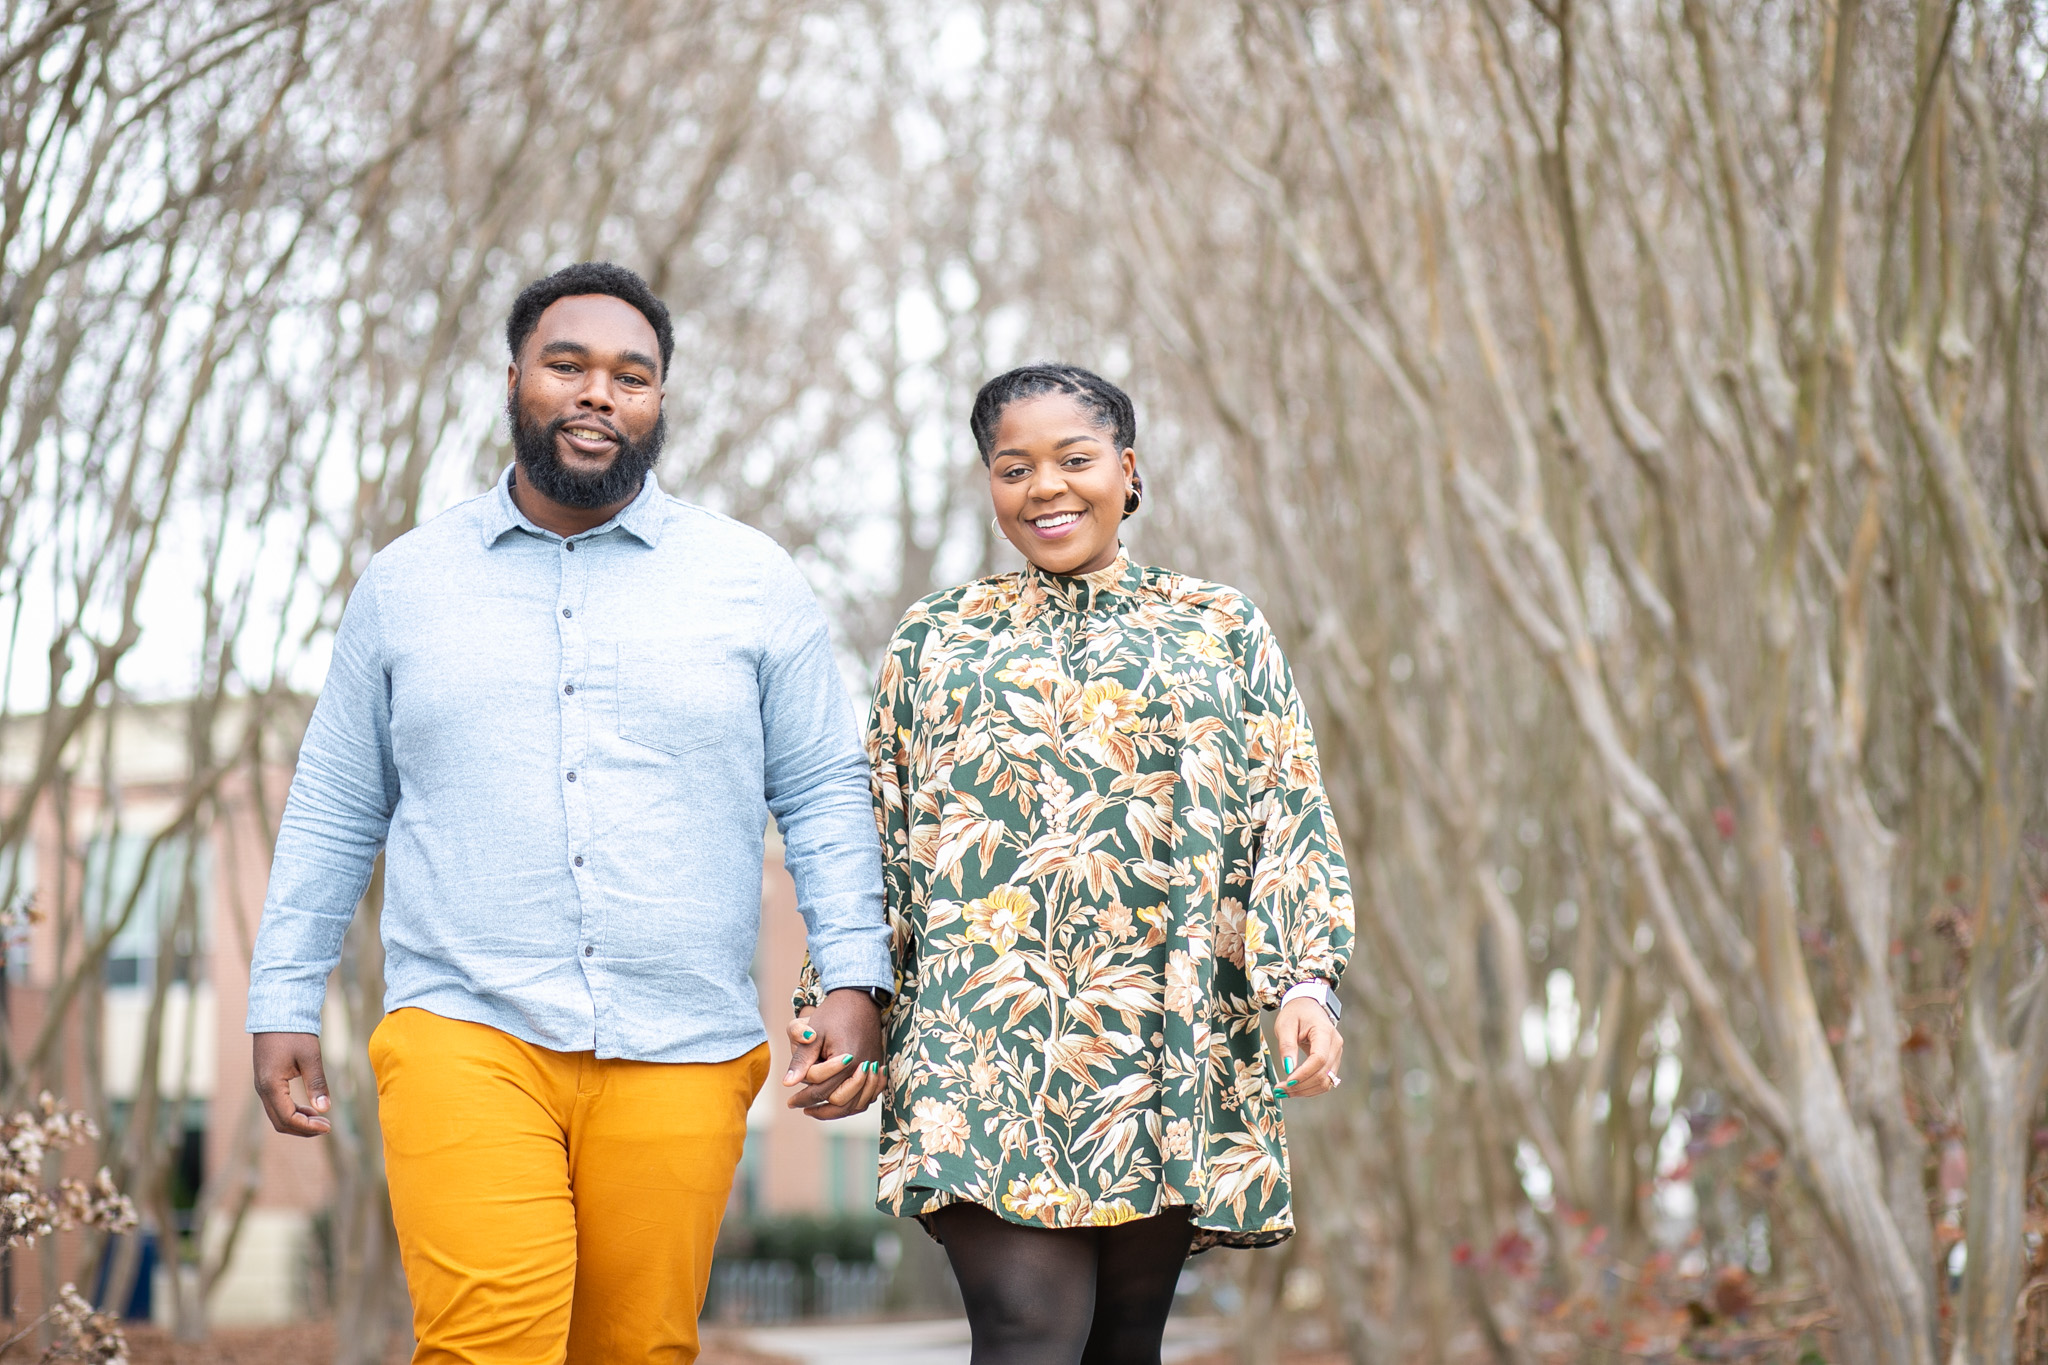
[506,294,666,509]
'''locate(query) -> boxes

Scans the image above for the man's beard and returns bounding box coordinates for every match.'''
[508,384,666,510]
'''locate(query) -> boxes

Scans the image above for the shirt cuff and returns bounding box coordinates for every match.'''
[245,982,326,1036]
[813,942,895,999]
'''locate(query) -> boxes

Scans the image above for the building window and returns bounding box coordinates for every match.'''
[82,833,210,992]
[825,1131,880,1214]
[106,1099,206,1236]
[0,842,32,984]
[731,1134,763,1221]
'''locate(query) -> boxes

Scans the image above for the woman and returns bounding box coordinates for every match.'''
[788,364,1353,1364]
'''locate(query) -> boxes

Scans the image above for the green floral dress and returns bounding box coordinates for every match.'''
[799,552,1354,1250]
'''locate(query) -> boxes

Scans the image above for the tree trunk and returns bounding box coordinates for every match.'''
[328,876,410,1365]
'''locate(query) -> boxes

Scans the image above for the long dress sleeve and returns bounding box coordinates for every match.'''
[866,618,920,969]
[791,611,924,1011]
[1237,606,1356,1008]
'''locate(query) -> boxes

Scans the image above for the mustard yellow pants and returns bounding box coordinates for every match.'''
[370,1008,768,1364]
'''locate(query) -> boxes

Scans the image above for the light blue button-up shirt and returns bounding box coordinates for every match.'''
[246,468,891,1063]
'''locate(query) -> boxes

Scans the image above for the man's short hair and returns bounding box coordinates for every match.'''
[506,262,674,377]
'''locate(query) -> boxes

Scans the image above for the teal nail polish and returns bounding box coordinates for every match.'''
[800,1028,815,1041]
[1284,1057,1295,1075]
[841,1053,854,1065]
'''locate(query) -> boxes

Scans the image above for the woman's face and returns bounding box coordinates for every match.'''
[987,393,1137,577]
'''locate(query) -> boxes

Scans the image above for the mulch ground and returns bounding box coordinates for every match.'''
[119,1322,791,1363]
[118,1322,348,1365]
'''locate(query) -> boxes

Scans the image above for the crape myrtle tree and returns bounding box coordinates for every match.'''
[1,0,350,1346]
[3,0,1069,1353]
[0,0,925,1354]
[14,0,2048,1360]
[1044,0,2048,1361]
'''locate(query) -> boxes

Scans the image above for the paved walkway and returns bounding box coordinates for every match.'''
[737,1316,1226,1364]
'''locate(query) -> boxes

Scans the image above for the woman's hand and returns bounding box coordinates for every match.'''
[783,990,887,1119]
[1275,996,1344,1099]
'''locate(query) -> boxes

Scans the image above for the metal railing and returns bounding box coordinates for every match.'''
[706,1255,889,1323]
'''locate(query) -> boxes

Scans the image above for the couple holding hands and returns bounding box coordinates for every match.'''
[248,262,1353,1365]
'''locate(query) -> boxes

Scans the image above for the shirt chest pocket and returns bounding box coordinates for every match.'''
[615,642,753,756]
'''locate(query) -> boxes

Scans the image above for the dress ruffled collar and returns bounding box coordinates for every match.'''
[1022,549,1142,614]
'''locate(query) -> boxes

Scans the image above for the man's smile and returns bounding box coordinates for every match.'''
[558,421,619,455]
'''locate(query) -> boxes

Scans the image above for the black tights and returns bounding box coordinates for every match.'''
[933,1202,1195,1365]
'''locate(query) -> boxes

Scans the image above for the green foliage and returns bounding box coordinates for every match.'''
[716,1211,889,1264]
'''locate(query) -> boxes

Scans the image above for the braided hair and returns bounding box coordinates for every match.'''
[970,364,1136,464]
[506,261,674,377]
[970,364,1143,516]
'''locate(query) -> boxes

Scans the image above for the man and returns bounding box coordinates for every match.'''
[248,261,891,1363]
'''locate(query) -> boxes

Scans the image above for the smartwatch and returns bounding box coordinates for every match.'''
[1281,978,1341,1021]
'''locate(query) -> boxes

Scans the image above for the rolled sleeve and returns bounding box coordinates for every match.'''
[758,562,891,995]
[245,568,399,1035]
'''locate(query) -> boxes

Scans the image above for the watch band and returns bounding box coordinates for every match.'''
[821,985,894,1009]
[1281,979,1341,1021]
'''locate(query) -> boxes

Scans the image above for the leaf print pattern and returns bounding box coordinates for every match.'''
[797,552,1355,1251]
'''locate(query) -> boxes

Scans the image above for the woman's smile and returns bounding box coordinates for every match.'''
[987,392,1136,576]
[1025,508,1086,539]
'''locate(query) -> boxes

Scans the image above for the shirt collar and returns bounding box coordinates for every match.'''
[482,465,666,549]
[1022,549,1142,615]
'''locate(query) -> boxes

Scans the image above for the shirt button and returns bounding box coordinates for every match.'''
[561,607,572,619]
[566,771,577,783]
[574,856,584,867]
[565,541,575,552]
[584,946,594,957]
[563,684,575,695]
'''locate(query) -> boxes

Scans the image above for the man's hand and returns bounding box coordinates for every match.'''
[254,1032,333,1136]
[1274,995,1343,1099]
[782,989,885,1120]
